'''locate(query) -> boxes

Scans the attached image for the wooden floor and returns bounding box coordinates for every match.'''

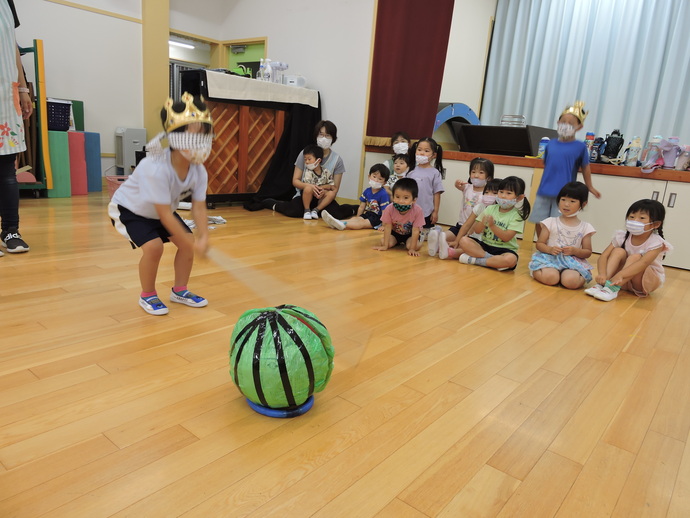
[1,192,689,517]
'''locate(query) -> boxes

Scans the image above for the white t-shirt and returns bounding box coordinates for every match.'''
[111,148,208,220]
[541,217,596,248]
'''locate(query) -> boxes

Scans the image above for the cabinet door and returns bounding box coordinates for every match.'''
[658,181,690,270]
[578,174,668,254]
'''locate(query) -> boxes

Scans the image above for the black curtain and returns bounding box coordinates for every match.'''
[243,96,322,211]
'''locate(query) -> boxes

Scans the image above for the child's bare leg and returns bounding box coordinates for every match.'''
[343,216,372,230]
[315,190,336,211]
[605,247,628,279]
[458,236,485,257]
[486,253,517,270]
[533,267,560,286]
[560,269,586,289]
[302,187,314,211]
[621,254,648,293]
[139,238,165,292]
[169,233,195,288]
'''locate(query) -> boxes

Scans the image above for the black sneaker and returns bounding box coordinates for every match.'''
[1,228,30,253]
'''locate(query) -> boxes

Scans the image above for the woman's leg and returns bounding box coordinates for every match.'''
[0,154,19,231]
[274,196,306,218]
[533,267,561,286]
[560,269,586,289]
[139,238,165,292]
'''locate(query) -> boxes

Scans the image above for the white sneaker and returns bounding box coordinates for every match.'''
[584,284,604,296]
[427,228,439,256]
[139,295,169,316]
[322,210,345,230]
[459,253,475,265]
[170,289,208,307]
[593,285,620,302]
[303,210,312,220]
[310,210,319,220]
[438,233,449,259]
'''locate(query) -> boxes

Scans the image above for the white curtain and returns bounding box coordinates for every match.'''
[482,0,690,147]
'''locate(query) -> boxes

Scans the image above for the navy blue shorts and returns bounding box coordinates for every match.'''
[108,203,191,248]
[361,211,383,228]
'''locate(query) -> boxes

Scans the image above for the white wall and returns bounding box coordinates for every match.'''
[215,0,376,201]
[440,0,497,115]
[15,0,143,160]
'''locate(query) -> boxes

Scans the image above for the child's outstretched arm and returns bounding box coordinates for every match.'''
[581,164,601,198]
[407,227,422,256]
[373,223,393,251]
[451,212,478,247]
[356,201,366,217]
[191,199,209,256]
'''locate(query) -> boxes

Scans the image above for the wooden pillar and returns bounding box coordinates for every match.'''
[141,0,169,140]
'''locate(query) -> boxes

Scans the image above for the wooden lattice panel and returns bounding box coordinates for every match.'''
[205,100,285,196]
[206,102,240,195]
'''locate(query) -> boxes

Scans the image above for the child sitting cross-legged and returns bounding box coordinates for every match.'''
[372,178,425,257]
[322,163,390,231]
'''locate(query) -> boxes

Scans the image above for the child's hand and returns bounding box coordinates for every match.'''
[194,235,209,257]
[454,179,467,190]
[561,246,575,256]
[483,215,494,228]
[372,245,388,251]
[408,248,420,257]
[549,245,563,255]
[610,274,625,286]
[595,273,607,285]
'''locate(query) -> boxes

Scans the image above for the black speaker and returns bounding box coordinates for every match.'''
[451,122,558,157]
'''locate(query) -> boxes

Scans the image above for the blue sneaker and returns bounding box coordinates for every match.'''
[170,289,208,308]
[139,295,169,315]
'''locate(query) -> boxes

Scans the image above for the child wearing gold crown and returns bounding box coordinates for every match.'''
[108,93,213,315]
[529,101,601,238]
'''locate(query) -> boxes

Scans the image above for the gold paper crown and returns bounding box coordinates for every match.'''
[561,100,588,124]
[164,92,212,133]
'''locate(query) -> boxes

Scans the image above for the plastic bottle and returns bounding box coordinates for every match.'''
[256,59,264,81]
[624,136,641,167]
[584,132,595,153]
[537,137,549,158]
[640,135,662,164]
[675,146,690,171]
[264,59,273,83]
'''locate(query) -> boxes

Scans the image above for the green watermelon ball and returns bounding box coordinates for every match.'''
[230,305,335,409]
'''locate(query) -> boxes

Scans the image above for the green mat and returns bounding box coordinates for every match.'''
[47,131,71,198]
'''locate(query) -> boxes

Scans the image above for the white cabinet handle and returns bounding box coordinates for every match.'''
[667,192,676,208]
[651,190,660,201]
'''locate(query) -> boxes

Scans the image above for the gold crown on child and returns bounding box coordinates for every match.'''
[164,92,212,133]
[561,100,588,124]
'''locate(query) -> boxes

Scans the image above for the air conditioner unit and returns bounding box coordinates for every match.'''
[115,127,147,174]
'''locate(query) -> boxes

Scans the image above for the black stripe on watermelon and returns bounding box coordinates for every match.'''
[251,318,269,407]
[276,313,315,396]
[268,316,297,407]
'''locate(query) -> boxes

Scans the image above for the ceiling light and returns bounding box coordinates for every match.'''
[169,40,194,49]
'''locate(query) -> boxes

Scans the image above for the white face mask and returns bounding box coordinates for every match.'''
[369,180,383,189]
[482,195,496,205]
[559,209,580,218]
[471,178,487,188]
[557,122,576,139]
[179,147,211,164]
[496,197,517,209]
[625,220,651,235]
[392,142,409,155]
[305,159,320,171]
[415,154,430,166]
[316,136,332,150]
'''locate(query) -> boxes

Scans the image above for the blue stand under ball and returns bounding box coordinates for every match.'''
[246,395,314,418]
